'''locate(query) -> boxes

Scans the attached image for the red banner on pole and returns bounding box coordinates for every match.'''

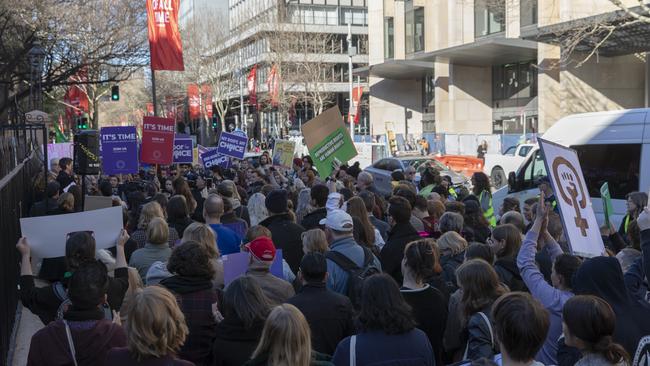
[146,0,184,71]
[349,87,363,124]
[188,84,200,120]
[247,65,257,107]
[141,116,175,164]
[267,64,280,107]
[201,84,213,119]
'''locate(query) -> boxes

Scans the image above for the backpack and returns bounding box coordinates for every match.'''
[326,246,381,307]
[53,282,113,321]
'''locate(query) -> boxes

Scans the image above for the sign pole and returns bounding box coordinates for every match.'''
[151,66,158,117]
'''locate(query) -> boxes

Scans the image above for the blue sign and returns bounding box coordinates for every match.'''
[100,126,138,175]
[201,149,231,170]
[173,134,193,164]
[217,131,248,159]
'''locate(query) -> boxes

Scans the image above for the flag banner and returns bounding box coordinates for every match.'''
[100,126,139,175]
[146,0,184,71]
[349,86,363,124]
[538,138,605,258]
[302,106,358,177]
[173,134,193,164]
[141,116,175,165]
[201,149,231,170]
[267,64,279,107]
[217,131,248,159]
[201,84,213,119]
[248,65,257,107]
[188,84,200,120]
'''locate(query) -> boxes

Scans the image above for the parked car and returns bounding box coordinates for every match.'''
[483,143,536,189]
[364,156,470,197]
[492,108,650,227]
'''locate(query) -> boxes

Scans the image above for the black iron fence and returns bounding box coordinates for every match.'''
[0,127,44,365]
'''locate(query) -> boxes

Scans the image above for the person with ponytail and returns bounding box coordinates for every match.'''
[563,295,630,366]
[17,230,130,325]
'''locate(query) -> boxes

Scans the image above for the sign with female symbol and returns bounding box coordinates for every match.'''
[539,138,604,258]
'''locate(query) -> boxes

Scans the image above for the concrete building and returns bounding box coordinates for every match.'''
[362,0,650,138]
[206,0,370,139]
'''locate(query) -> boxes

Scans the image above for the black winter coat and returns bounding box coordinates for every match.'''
[259,213,305,273]
[301,207,327,231]
[212,316,265,366]
[380,222,421,284]
[494,256,528,292]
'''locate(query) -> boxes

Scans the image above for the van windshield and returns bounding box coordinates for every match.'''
[524,150,547,184]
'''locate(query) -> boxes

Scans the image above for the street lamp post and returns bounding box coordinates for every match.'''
[28,40,46,111]
[347,22,355,141]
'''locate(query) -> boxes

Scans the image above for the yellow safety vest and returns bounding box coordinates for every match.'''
[448,187,458,199]
[480,191,497,228]
[624,214,631,234]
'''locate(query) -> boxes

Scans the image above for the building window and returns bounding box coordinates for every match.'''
[475,0,505,37]
[422,73,434,112]
[341,7,367,25]
[405,7,424,54]
[384,17,394,59]
[520,0,537,26]
[492,61,537,102]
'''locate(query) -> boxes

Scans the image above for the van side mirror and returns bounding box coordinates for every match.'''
[508,172,517,192]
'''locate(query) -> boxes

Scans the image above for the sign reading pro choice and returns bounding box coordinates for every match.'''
[302,106,358,177]
[173,134,193,164]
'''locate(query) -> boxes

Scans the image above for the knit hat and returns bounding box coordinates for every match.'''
[245,236,276,261]
[265,189,288,214]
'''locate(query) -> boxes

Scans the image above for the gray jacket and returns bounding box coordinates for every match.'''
[325,236,382,295]
[129,243,171,280]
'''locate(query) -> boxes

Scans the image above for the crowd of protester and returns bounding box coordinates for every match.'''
[17,152,650,366]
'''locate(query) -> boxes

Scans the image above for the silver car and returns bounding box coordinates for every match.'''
[364,156,471,197]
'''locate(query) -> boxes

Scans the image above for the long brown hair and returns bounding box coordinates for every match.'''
[492,224,522,258]
[173,177,197,214]
[403,239,442,283]
[563,295,629,364]
[457,259,507,319]
[347,196,375,247]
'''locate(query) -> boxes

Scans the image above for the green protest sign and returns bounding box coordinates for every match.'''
[600,182,613,228]
[302,107,358,177]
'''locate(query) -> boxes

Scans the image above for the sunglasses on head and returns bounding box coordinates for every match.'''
[66,230,94,240]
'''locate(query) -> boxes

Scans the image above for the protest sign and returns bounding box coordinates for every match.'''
[20,206,123,259]
[141,116,175,165]
[538,138,604,257]
[222,250,284,286]
[84,195,113,211]
[201,148,231,170]
[600,182,614,228]
[302,106,358,177]
[47,143,73,168]
[217,131,248,159]
[173,134,193,164]
[272,139,296,167]
[100,126,138,175]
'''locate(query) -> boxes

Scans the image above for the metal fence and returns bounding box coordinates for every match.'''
[0,128,44,365]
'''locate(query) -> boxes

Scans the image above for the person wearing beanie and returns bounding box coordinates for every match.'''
[259,189,305,273]
[244,236,295,304]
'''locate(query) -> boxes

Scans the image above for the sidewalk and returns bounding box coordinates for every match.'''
[10,305,42,366]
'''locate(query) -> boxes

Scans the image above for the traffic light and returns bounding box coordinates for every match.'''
[211,118,218,129]
[111,85,119,101]
[76,117,88,130]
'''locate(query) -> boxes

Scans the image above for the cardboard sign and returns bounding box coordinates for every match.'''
[302,106,358,177]
[100,126,138,175]
[20,206,123,259]
[47,143,73,169]
[173,134,193,164]
[84,195,114,211]
[600,182,614,228]
[538,138,605,257]
[201,148,231,170]
[217,131,248,159]
[272,139,296,167]
[141,116,175,165]
[222,250,284,285]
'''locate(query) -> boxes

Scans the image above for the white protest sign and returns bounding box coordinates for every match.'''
[538,138,604,257]
[20,206,123,259]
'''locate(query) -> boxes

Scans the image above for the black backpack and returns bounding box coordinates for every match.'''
[53,282,113,321]
[326,247,381,307]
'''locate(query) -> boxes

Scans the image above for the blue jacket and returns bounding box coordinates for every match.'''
[332,329,434,366]
[326,236,381,295]
[517,230,572,366]
[209,223,242,255]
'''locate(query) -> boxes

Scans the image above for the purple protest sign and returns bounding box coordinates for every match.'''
[100,126,138,175]
[217,131,248,159]
[200,148,231,170]
[173,134,193,164]
[222,250,284,285]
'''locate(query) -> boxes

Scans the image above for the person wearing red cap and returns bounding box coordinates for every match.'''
[245,236,295,305]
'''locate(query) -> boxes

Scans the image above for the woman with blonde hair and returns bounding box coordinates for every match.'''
[438,231,469,292]
[105,286,193,365]
[131,201,180,249]
[245,304,333,366]
[295,188,313,224]
[129,217,172,280]
[301,229,328,254]
[146,222,225,289]
[57,192,75,214]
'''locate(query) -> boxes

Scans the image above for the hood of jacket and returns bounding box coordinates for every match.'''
[160,275,213,294]
[387,222,419,241]
[572,256,633,308]
[215,316,265,342]
[495,256,521,278]
[259,213,293,227]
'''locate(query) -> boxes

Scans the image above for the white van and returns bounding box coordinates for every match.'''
[492,108,650,228]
